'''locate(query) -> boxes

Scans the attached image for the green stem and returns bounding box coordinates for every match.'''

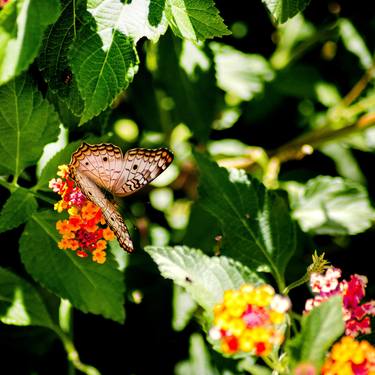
[30,190,56,205]
[283,273,310,295]
[271,111,375,163]
[0,177,16,192]
[0,177,56,204]
[52,300,101,375]
[275,274,286,295]
[262,352,286,373]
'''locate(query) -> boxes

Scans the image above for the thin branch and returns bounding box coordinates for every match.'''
[342,63,375,107]
[270,112,375,163]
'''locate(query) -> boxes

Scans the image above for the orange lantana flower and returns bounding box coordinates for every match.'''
[50,165,116,264]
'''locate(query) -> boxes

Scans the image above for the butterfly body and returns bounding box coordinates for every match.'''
[69,142,173,253]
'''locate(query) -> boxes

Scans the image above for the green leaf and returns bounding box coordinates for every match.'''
[87,0,168,43]
[165,0,230,41]
[36,140,84,191]
[69,23,139,124]
[38,0,84,115]
[195,152,297,289]
[19,210,125,323]
[145,245,263,315]
[175,333,219,375]
[262,0,311,24]
[69,0,172,123]
[287,296,344,370]
[184,203,220,254]
[211,43,274,101]
[286,176,375,235]
[0,74,60,178]
[172,284,197,331]
[0,188,38,233]
[0,0,60,84]
[157,31,218,141]
[0,267,54,328]
[339,19,372,69]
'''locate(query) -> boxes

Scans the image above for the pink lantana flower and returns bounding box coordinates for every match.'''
[305,267,375,337]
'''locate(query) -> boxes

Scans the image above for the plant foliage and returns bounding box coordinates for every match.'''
[1,0,375,373]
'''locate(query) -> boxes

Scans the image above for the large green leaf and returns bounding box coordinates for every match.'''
[157,31,218,142]
[0,267,54,328]
[0,188,37,233]
[19,210,125,323]
[38,0,84,115]
[287,296,344,370]
[165,0,230,41]
[69,23,139,124]
[0,0,60,84]
[69,0,174,124]
[145,245,263,315]
[262,0,311,23]
[285,176,375,235]
[0,74,60,178]
[184,203,220,254]
[195,152,297,289]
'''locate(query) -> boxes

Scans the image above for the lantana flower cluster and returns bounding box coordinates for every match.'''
[49,165,115,264]
[321,336,375,375]
[305,268,375,337]
[209,284,291,357]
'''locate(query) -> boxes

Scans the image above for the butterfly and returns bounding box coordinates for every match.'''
[68,142,173,253]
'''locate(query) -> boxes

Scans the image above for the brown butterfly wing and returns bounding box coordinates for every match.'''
[69,143,173,253]
[112,148,174,197]
[70,168,134,253]
[69,142,124,192]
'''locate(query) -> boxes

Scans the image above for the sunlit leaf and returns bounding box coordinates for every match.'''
[145,245,263,315]
[286,176,375,235]
[0,0,60,84]
[20,210,125,323]
[211,43,274,101]
[0,267,54,328]
[165,0,230,41]
[87,0,168,43]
